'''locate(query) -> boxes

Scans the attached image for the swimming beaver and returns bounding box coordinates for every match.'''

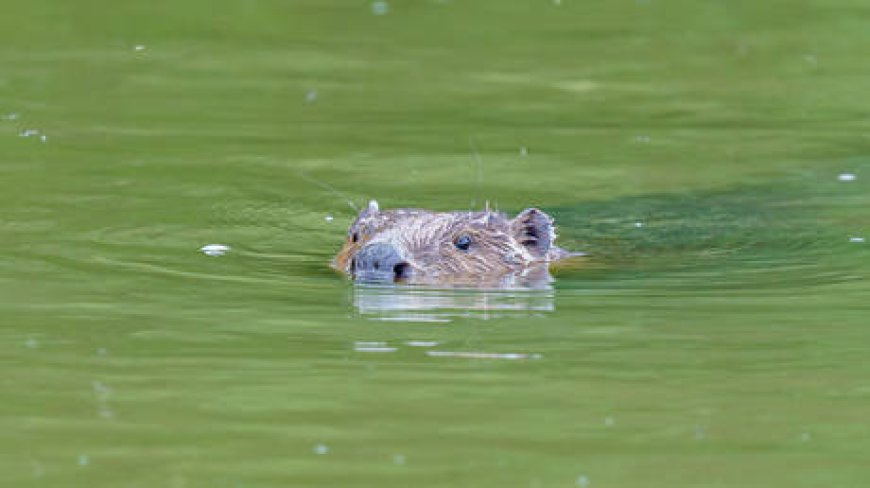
[332,200,577,285]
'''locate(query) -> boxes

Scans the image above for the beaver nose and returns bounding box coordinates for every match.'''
[352,243,411,282]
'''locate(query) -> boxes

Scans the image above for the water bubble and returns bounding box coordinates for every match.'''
[39,134,47,143]
[849,236,865,243]
[305,89,318,104]
[19,129,40,137]
[838,173,856,182]
[313,443,329,455]
[200,243,230,256]
[77,454,89,467]
[576,474,590,487]
[324,214,334,222]
[405,340,440,347]
[134,45,146,52]
[633,221,644,228]
[371,1,389,15]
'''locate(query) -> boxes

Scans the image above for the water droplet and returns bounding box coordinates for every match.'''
[576,474,590,487]
[77,454,89,467]
[838,173,856,182]
[39,134,47,143]
[849,236,865,243]
[19,129,40,137]
[633,221,644,228]
[324,214,334,222]
[405,340,439,347]
[134,45,146,52]
[313,443,329,455]
[371,1,389,15]
[200,243,230,256]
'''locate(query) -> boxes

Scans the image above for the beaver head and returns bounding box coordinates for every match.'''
[332,200,574,285]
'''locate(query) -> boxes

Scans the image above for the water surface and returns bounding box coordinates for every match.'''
[2,1,870,487]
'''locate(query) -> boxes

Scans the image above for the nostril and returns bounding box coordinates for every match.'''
[373,261,380,270]
[393,262,410,281]
[350,259,357,272]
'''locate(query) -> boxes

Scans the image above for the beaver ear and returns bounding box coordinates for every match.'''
[511,208,553,258]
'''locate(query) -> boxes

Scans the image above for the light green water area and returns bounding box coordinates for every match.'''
[2,1,870,487]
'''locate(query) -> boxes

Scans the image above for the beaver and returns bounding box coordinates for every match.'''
[332,200,577,285]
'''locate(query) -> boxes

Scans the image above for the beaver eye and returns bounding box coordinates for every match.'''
[454,234,472,251]
[351,232,359,243]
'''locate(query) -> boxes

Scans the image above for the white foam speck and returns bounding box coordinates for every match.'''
[3,112,19,121]
[371,1,389,15]
[134,45,146,52]
[19,129,40,137]
[324,214,334,222]
[313,443,329,455]
[200,244,230,256]
[838,173,856,182]
[39,134,47,143]
[633,221,644,228]
[849,237,865,243]
[405,340,440,347]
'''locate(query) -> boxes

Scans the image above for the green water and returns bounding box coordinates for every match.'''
[3,0,870,486]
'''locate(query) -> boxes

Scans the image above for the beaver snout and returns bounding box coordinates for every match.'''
[351,242,412,282]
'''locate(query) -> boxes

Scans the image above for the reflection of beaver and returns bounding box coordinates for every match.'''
[332,200,578,285]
